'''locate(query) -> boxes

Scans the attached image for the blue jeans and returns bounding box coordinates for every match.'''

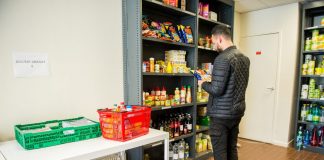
[209,117,241,160]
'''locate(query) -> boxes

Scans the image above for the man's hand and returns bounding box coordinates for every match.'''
[198,80,206,86]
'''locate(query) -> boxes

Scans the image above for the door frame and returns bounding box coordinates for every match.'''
[239,32,281,144]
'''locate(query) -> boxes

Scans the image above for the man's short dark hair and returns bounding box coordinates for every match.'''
[211,25,232,40]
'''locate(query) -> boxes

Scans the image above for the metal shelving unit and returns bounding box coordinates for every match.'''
[123,0,234,159]
[295,0,324,154]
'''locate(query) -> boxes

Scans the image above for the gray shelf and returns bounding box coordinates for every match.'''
[142,132,194,149]
[300,99,324,103]
[197,102,208,105]
[304,26,324,31]
[303,145,324,153]
[198,16,231,28]
[150,103,194,111]
[303,50,324,54]
[143,0,196,17]
[195,150,213,160]
[298,120,324,126]
[143,72,193,77]
[301,75,324,78]
[170,133,195,142]
[142,37,196,48]
[196,126,209,133]
[198,46,218,53]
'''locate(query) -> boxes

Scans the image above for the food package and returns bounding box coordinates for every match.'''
[164,22,181,42]
[190,69,211,82]
[177,25,187,43]
[159,23,172,41]
[184,26,194,43]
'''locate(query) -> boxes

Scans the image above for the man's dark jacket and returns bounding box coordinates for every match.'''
[202,46,250,119]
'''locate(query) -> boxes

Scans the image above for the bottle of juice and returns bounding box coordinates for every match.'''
[180,86,186,104]
[186,86,192,103]
[174,88,180,105]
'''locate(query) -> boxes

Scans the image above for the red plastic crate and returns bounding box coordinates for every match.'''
[97,106,151,142]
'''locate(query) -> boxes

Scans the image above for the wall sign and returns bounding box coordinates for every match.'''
[13,52,50,77]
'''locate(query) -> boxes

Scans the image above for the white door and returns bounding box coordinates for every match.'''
[239,33,279,143]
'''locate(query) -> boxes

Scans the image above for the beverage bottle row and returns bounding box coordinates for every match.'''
[151,113,192,138]
[296,125,324,150]
[169,139,190,160]
[300,103,324,123]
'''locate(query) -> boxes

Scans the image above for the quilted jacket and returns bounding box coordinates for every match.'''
[202,46,250,119]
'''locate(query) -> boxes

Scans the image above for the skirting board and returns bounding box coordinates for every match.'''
[272,139,294,148]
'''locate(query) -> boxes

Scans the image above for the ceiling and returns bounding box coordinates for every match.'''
[234,0,305,13]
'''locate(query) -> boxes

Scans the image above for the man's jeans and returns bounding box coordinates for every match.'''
[209,117,242,160]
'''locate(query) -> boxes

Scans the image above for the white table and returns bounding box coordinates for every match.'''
[0,129,169,160]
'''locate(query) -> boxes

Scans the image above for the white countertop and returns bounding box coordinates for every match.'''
[0,129,169,160]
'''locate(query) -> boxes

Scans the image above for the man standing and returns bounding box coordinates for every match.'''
[198,25,250,160]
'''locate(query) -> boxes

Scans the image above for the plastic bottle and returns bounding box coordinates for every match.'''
[178,141,185,160]
[319,128,324,147]
[320,107,324,123]
[169,143,174,160]
[126,105,132,112]
[187,114,192,133]
[184,143,189,159]
[186,86,192,103]
[174,88,180,105]
[180,86,186,104]
[167,61,173,73]
[296,126,303,151]
[304,129,310,146]
[150,58,155,72]
[301,104,307,121]
[307,104,313,121]
[173,143,179,160]
[313,105,320,122]
[311,126,319,146]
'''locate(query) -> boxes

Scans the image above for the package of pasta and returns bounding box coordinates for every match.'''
[164,22,181,42]
[177,25,187,43]
[184,26,194,44]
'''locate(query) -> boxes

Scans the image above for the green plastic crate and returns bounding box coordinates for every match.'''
[15,117,102,150]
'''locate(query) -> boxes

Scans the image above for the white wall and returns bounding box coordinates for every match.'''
[234,11,241,47]
[238,3,300,147]
[0,0,124,141]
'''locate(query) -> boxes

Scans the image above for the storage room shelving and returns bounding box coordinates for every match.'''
[123,0,234,159]
[295,0,324,154]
